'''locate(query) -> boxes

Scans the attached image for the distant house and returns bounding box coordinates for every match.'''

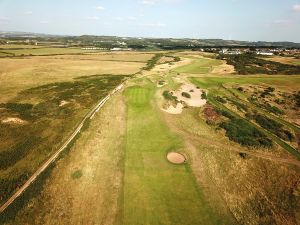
[220,48,241,55]
[81,47,105,50]
[111,48,132,51]
[256,51,274,56]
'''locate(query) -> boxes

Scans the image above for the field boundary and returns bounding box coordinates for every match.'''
[0,82,125,214]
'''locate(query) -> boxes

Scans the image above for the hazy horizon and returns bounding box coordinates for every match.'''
[1,0,300,42]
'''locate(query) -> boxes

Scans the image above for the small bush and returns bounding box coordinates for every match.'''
[163,91,177,101]
[158,80,165,85]
[182,92,191,98]
[71,170,83,179]
[239,152,248,159]
[294,91,300,107]
[215,96,227,103]
[227,98,248,112]
[201,92,207,100]
[215,109,235,119]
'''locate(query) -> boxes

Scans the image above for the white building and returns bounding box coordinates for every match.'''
[256,52,274,56]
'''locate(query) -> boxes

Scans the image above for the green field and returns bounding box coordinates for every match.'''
[174,57,222,74]
[190,75,300,90]
[123,85,226,225]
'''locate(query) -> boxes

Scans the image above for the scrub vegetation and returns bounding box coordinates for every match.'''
[218,54,300,75]
[0,74,127,205]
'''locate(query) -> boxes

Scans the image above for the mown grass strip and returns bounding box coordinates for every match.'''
[122,84,227,225]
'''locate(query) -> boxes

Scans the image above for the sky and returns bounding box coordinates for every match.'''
[0,0,300,42]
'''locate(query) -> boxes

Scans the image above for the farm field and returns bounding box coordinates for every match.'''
[263,56,300,66]
[1,50,300,225]
[0,44,45,49]
[0,54,145,102]
[0,47,101,56]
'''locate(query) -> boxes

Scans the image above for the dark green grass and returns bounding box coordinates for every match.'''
[190,76,300,89]
[220,118,273,148]
[123,84,231,225]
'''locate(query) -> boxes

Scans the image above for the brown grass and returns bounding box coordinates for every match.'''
[0,55,144,102]
[8,93,126,225]
[263,56,300,66]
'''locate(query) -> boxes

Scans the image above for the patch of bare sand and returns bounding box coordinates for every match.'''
[162,102,184,114]
[173,84,207,107]
[1,117,28,125]
[212,63,235,74]
[157,56,175,64]
[167,152,186,164]
[151,57,193,73]
[59,100,70,107]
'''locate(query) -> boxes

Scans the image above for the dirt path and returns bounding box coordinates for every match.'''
[0,83,124,214]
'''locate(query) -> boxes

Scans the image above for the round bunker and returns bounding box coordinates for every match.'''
[167,152,186,164]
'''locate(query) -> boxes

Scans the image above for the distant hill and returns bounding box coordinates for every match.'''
[1,31,300,49]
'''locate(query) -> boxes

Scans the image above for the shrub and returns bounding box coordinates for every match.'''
[201,92,207,100]
[239,152,248,159]
[182,92,191,98]
[263,104,284,115]
[163,91,177,101]
[219,54,300,75]
[294,91,300,107]
[227,98,248,112]
[215,96,227,103]
[158,80,165,85]
[0,103,34,119]
[71,170,83,179]
[220,118,272,148]
[144,53,163,70]
[216,109,235,119]
[253,114,295,141]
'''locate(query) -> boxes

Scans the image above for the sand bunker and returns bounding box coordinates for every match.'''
[1,117,27,125]
[167,152,186,164]
[161,83,207,115]
[59,100,70,107]
[162,103,184,114]
[173,84,207,107]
